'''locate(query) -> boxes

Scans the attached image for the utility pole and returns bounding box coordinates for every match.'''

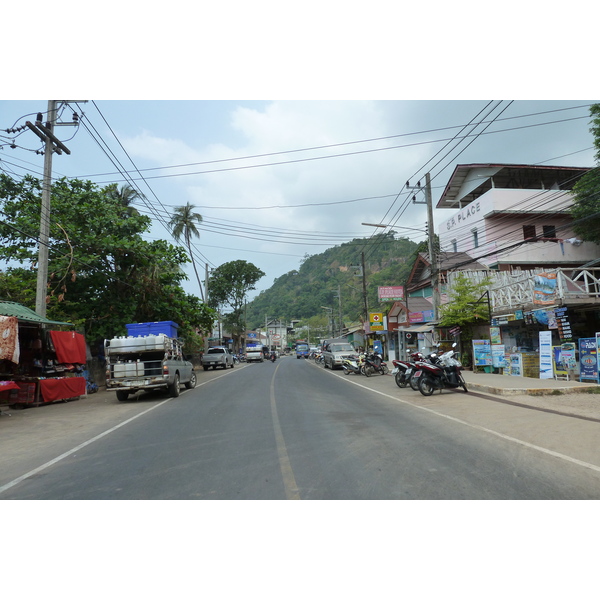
[361,252,368,322]
[26,100,81,318]
[409,172,439,321]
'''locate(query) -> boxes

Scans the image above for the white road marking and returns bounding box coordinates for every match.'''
[317,363,600,474]
[0,374,231,495]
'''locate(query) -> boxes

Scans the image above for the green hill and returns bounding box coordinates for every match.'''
[245,232,420,329]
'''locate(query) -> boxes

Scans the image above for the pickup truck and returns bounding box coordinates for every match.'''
[104,333,196,401]
[245,345,264,362]
[201,347,234,370]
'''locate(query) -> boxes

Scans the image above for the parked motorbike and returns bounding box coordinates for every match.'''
[362,352,389,377]
[342,353,365,375]
[413,344,468,396]
[392,357,416,388]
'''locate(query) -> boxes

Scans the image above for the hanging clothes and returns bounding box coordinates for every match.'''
[49,330,87,364]
[0,316,20,364]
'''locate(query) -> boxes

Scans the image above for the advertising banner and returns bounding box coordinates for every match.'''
[472,340,492,366]
[490,327,502,345]
[491,345,505,368]
[533,272,557,305]
[509,353,522,376]
[579,338,599,382]
[539,331,553,379]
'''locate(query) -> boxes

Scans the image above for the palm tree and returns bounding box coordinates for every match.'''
[108,183,142,217]
[168,202,205,301]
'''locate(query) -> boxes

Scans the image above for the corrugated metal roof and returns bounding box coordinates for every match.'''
[0,300,72,325]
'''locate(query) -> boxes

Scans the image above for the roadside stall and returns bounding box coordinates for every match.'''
[0,301,87,408]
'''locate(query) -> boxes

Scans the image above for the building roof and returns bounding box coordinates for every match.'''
[436,163,590,209]
[407,252,488,291]
[0,300,72,325]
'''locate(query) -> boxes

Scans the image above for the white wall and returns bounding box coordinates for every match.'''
[438,188,598,267]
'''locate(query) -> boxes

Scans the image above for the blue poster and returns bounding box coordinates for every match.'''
[578,338,599,383]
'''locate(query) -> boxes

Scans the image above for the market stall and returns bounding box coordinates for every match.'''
[0,301,87,408]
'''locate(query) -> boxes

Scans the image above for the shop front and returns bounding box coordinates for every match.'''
[0,301,87,408]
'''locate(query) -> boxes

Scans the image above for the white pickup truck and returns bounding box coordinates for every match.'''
[201,347,235,370]
[245,345,264,362]
[104,333,196,401]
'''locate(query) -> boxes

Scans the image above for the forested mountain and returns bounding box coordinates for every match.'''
[245,233,420,329]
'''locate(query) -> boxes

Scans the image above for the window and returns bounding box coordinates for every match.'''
[542,225,557,240]
[472,228,479,249]
[523,225,536,240]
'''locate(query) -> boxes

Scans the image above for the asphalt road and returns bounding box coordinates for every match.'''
[1,357,600,499]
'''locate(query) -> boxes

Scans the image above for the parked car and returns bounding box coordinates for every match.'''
[322,340,357,370]
[202,347,235,370]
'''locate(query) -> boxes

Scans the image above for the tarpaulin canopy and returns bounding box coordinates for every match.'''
[0,300,72,325]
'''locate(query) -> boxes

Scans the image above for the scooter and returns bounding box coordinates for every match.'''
[392,357,416,388]
[413,344,468,396]
[362,352,389,377]
[342,353,365,375]
[270,353,277,363]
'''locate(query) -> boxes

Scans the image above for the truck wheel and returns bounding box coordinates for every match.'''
[203,366,209,371]
[185,371,197,389]
[169,374,180,397]
[116,390,129,402]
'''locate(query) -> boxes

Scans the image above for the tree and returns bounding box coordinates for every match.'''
[106,183,143,217]
[208,260,265,347]
[0,174,214,346]
[438,272,491,366]
[168,202,205,301]
[571,104,600,244]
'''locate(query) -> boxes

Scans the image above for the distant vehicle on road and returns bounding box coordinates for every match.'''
[202,347,235,370]
[322,339,356,370]
[295,341,310,359]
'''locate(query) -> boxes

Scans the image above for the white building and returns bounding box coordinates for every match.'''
[437,164,598,270]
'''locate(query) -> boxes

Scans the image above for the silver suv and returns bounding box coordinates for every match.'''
[202,347,235,370]
[322,340,356,370]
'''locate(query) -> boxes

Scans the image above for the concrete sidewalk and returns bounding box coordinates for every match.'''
[461,370,599,396]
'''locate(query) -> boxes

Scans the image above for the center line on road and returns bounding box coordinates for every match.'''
[270,362,301,500]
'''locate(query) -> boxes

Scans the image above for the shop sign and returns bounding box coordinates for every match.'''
[554,307,572,341]
[378,286,404,301]
[409,310,434,323]
[370,313,384,330]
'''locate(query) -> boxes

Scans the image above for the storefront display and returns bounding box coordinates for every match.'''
[0,302,87,408]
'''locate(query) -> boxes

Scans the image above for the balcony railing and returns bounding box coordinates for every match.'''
[446,268,600,313]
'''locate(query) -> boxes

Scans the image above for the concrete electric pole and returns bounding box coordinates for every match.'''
[26,100,80,318]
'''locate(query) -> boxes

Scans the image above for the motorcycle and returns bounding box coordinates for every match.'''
[393,351,426,390]
[413,344,468,396]
[342,353,365,375]
[270,352,277,363]
[392,358,416,388]
[362,352,389,377]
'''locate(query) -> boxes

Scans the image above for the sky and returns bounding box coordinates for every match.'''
[1,99,598,303]
[3,3,599,591]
